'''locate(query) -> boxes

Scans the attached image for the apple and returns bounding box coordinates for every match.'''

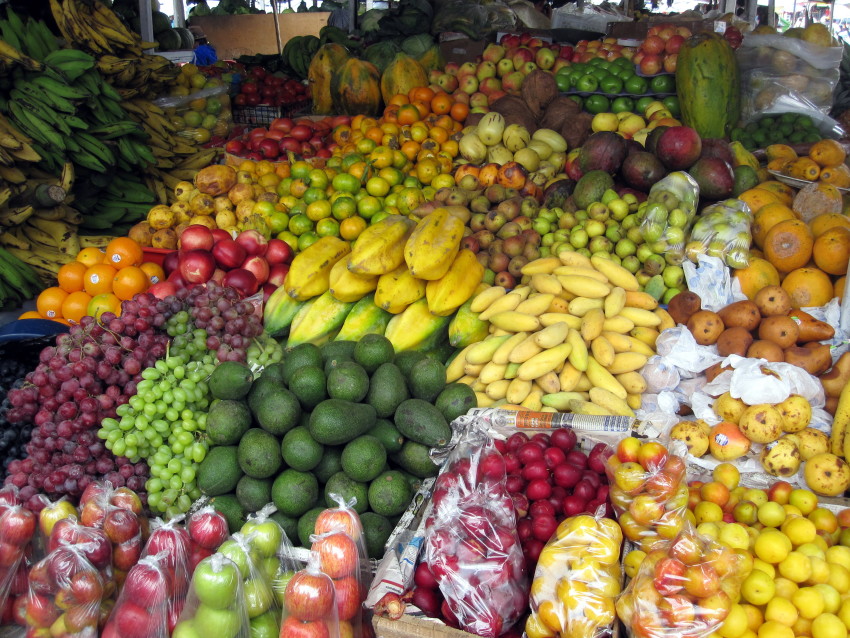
[123,561,169,607]
[146,525,191,568]
[179,225,215,252]
[112,537,142,571]
[637,441,668,471]
[242,256,270,285]
[193,556,240,610]
[102,508,140,545]
[69,570,103,605]
[188,509,230,551]
[285,570,335,621]
[235,229,268,257]
[334,575,361,621]
[314,532,358,579]
[281,616,331,638]
[243,577,274,618]
[38,500,77,538]
[265,238,293,265]
[241,519,282,558]
[194,603,242,636]
[113,601,153,638]
[172,620,203,638]
[217,539,251,579]
[0,506,35,546]
[653,557,686,596]
[616,437,641,463]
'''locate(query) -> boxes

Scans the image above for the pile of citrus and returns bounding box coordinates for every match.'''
[24,238,162,324]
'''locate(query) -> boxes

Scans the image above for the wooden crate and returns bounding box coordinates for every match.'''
[191,13,331,59]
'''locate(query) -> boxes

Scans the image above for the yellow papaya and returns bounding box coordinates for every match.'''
[380,53,428,104]
[263,285,306,337]
[384,298,451,352]
[334,294,393,342]
[405,207,464,280]
[448,296,490,348]
[417,45,445,72]
[328,255,378,302]
[284,236,350,301]
[331,57,382,116]
[286,291,355,348]
[348,215,415,276]
[426,249,485,316]
[308,44,349,115]
[374,263,426,314]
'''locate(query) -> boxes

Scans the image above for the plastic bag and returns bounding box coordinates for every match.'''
[102,552,172,638]
[525,511,622,638]
[143,516,192,632]
[26,540,106,637]
[605,437,689,553]
[187,504,230,570]
[311,528,367,638]
[616,523,747,638]
[47,516,114,591]
[174,552,250,638]
[423,425,527,637]
[0,505,36,617]
[687,199,752,269]
[280,551,340,638]
[638,172,699,266]
[153,84,233,142]
[738,33,843,71]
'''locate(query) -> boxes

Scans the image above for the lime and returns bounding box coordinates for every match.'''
[302,187,326,205]
[276,231,297,249]
[268,212,289,234]
[357,195,382,219]
[297,232,318,252]
[584,94,610,114]
[288,214,313,236]
[252,201,275,216]
[332,173,360,194]
[366,176,390,197]
[290,161,311,179]
[307,169,329,189]
[305,200,331,221]
[316,218,340,237]
[276,178,292,197]
[331,196,356,220]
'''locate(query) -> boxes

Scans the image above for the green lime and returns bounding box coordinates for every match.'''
[297,231,318,252]
[268,212,289,234]
[288,213,313,236]
[662,95,680,116]
[316,218,340,237]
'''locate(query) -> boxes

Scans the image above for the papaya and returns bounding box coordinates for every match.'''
[380,53,428,104]
[448,297,490,348]
[264,285,306,337]
[335,294,394,342]
[308,43,349,115]
[417,45,445,73]
[676,32,741,138]
[331,57,382,116]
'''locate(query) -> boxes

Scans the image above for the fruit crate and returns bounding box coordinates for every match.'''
[232,100,312,126]
[371,408,632,638]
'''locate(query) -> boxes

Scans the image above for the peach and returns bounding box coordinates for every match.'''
[768,481,793,505]
[683,563,720,597]
[700,481,731,508]
[617,436,641,463]
[637,441,669,471]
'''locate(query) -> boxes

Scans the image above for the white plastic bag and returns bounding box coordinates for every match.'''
[683,254,746,311]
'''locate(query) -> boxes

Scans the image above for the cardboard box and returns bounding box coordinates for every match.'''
[438,33,487,65]
[192,13,330,59]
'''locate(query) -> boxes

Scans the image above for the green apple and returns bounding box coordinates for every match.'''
[587,202,609,221]
[636,244,655,262]
[194,604,242,638]
[217,540,251,579]
[542,233,555,247]
[260,557,281,582]
[575,210,588,221]
[644,254,666,275]
[662,287,682,304]
[605,225,621,243]
[532,218,551,235]
[244,578,273,618]
[250,611,280,638]
[589,236,612,254]
[576,247,592,259]
[172,621,202,638]
[662,265,685,289]
[665,227,685,245]
[193,558,239,610]
[621,214,637,231]
[242,520,283,558]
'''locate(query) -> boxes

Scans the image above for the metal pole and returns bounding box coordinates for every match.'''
[174,0,186,29]
[139,0,155,53]
[271,0,284,57]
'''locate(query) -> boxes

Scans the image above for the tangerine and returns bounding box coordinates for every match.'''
[450,102,469,122]
[781,267,834,308]
[752,203,797,249]
[105,237,144,268]
[18,311,43,320]
[140,262,165,285]
[430,93,453,116]
[113,266,149,300]
[810,213,850,238]
[764,219,813,273]
[36,287,68,320]
[76,247,106,267]
[409,86,435,103]
[835,276,846,300]
[57,261,87,293]
[83,263,117,296]
[733,257,781,300]
[61,291,93,324]
[813,226,850,275]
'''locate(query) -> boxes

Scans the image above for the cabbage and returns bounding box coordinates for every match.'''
[363,40,403,73]
[401,34,434,59]
[359,8,385,33]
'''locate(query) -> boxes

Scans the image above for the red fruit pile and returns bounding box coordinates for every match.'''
[234,66,309,108]
[0,495,36,626]
[224,116,342,161]
[498,430,612,568]
[186,506,230,571]
[158,225,293,301]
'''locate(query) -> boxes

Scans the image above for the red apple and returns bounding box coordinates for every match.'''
[0,506,35,546]
[280,616,331,638]
[314,533,358,579]
[102,508,140,545]
[235,229,268,257]
[265,238,293,265]
[284,570,335,621]
[333,575,361,621]
[242,256,270,285]
[187,510,229,551]
[211,238,246,270]
[123,561,169,607]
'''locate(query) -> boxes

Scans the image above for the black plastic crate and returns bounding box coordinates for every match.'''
[232,100,312,126]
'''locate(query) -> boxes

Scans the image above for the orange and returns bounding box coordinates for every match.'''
[76,247,106,267]
[835,276,846,300]
[57,261,87,293]
[738,188,780,214]
[409,86,435,103]
[396,104,421,126]
[411,101,430,119]
[61,291,93,324]
[36,287,68,320]
[450,102,469,122]
[733,257,781,300]
[339,216,367,241]
[764,219,813,273]
[810,212,850,238]
[112,266,149,300]
[388,94,409,107]
[87,293,121,320]
[752,203,797,249]
[781,267,834,308]
[105,237,144,268]
[139,262,165,285]
[83,263,117,296]
[756,181,796,206]
[813,226,850,275]
[430,93,453,116]
[18,311,43,320]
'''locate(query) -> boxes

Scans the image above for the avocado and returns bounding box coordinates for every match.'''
[252,387,301,437]
[394,399,451,447]
[308,399,376,445]
[327,361,370,403]
[323,472,368,514]
[320,340,357,365]
[312,446,343,484]
[368,471,412,517]
[271,511,299,544]
[366,362,409,418]
[198,446,243,496]
[407,356,446,402]
[391,441,440,478]
[297,507,326,547]
[207,400,253,446]
[237,429,283,479]
[272,469,319,518]
[393,351,427,378]
[209,361,254,400]
[261,362,286,384]
[353,334,395,374]
[341,435,386,483]
[211,494,246,533]
[288,365,328,409]
[281,426,324,472]
[360,512,393,559]
[247,375,280,415]
[367,419,404,453]
[236,475,273,513]
[435,383,477,423]
[281,343,322,385]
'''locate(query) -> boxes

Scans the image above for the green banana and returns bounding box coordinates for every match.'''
[29,75,91,99]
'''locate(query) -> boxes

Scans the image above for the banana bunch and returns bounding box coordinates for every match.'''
[447,251,676,415]
[0,245,44,310]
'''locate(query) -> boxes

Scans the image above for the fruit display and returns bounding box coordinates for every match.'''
[233,66,309,110]
[632,23,692,76]
[224,117,336,163]
[525,513,623,638]
[193,334,474,554]
[422,425,527,636]
[162,64,234,147]
[730,113,824,150]
[448,252,669,413]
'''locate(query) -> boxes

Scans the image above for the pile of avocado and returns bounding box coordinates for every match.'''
[197,335,476,559]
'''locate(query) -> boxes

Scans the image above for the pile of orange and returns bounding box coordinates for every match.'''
[25,238,163,325]
[734,180,850,308]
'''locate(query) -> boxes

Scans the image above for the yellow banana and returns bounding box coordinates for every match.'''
[585,357,628,399]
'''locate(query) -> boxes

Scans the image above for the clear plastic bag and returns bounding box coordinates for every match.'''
[153,84,233,143]
[311,529,366,638]
[47,516,114,595]
[687,199,752,269]
[173,553,250,638]
[280,550,340,638]
[616,523,747,638]
[0,505,36,618]
[36,495,79,544]
[605,438,689,553]
[187,504,230,570]
[102,552,173,638]
[525,511,623,638]
[737,33,843,72]
[638,172,700,266]
[423,425,527,637]
[26,540,106,637]
[143,516,192,632]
